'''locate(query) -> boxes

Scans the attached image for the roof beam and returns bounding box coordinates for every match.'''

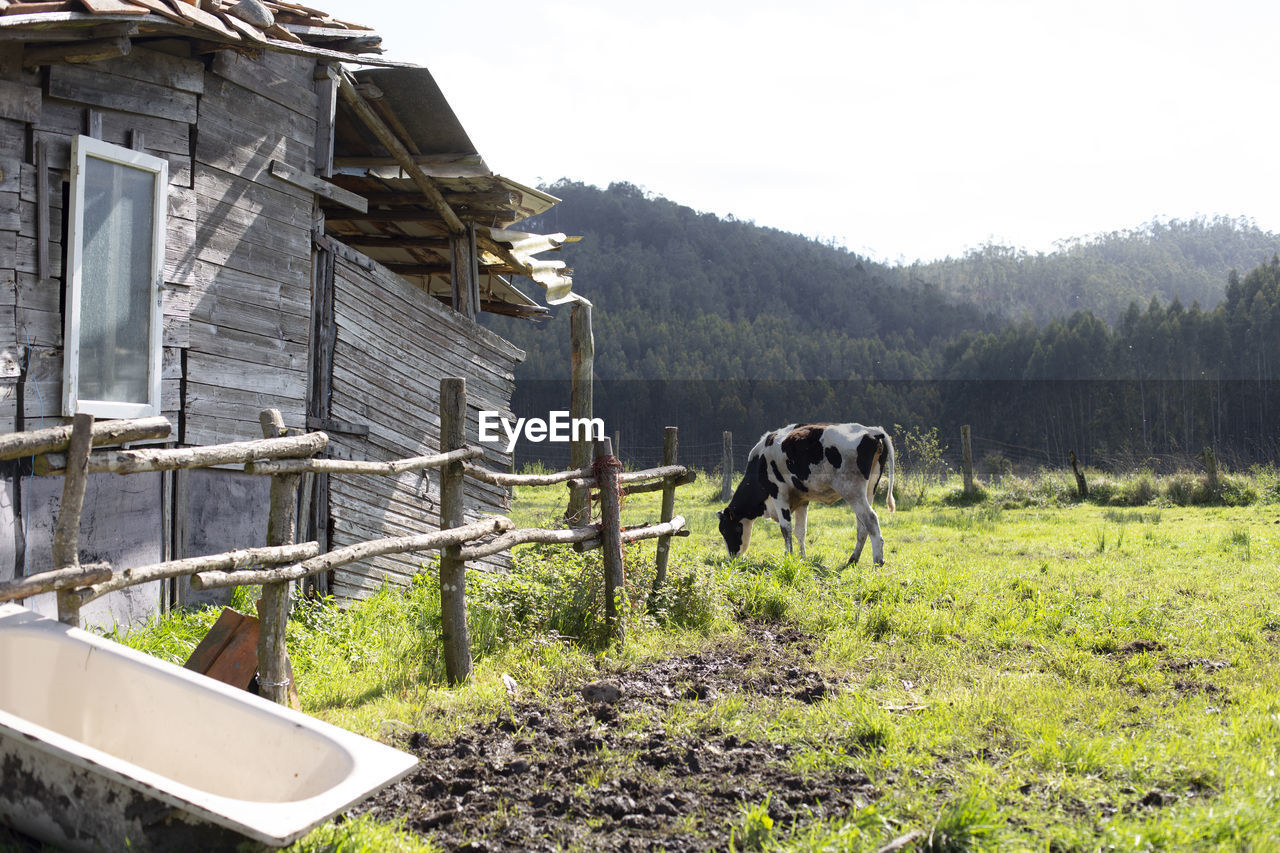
[337,234,448,250]
[325,190,517,208]
[336,68,466,236]
[331,153,485,171]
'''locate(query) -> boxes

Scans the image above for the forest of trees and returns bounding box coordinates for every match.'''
[484,182,1280,469]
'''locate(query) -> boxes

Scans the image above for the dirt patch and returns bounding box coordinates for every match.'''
[1115,639,1165,656]
[1162,657,1229,674]
[353,626,877,852]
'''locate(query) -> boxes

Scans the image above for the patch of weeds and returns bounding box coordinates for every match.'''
[648,561,731,634]
[729,564,792,623]
[862,606,894,641]
[729,796,776,852]
[1008,578,1039,602]
[926,793,999,852]
[942,484,988,506]
[1103,508,1162,525]
[842,707,891,754]
[1222,527,1252,560]
[288,813,435,853]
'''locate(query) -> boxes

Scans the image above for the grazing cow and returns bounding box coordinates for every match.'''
[717,423,896,565]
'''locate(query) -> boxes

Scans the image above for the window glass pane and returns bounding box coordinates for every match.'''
[78,156,155,405]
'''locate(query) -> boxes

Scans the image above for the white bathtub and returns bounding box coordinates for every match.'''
[0,603,418,850]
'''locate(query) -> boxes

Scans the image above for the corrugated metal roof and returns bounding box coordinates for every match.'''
[325,67,576,314]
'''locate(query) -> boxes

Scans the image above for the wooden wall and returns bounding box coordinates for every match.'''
[183,49,317,447]
[0,43,199,624]
[0,43,195,435]
[327,245,523,601]
[1,40,530,614]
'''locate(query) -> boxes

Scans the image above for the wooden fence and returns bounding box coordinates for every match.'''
[0,377,695,701]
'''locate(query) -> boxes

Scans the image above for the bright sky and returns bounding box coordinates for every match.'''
[318,1,1280,264]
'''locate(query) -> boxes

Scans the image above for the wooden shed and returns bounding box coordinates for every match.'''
[0,0,575,625]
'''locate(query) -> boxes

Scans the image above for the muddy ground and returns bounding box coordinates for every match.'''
[352,625,880,852]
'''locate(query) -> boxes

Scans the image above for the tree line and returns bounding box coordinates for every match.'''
[485,182,1280,469]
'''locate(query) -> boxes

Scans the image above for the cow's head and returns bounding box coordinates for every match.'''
[717,508,751,557]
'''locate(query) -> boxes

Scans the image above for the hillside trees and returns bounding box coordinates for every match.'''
[484,182,1280,467]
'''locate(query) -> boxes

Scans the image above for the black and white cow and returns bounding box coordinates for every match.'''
[717,423,896,565]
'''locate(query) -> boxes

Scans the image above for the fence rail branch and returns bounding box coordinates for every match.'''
[458,524,598,560]
[247,446,484,476]
[625,470,697,495]
[565,464,691,491]
[77,542,322,605]
[190,516,515,590]
[463,463,594,487]
[574,515,689,553]
[0,563,112,603]
[37,433,329,476]
[0,416,171,462]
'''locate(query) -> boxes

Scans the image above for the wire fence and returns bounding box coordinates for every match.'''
[520,425,1270,491]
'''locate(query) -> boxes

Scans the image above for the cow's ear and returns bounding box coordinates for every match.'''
[716,510,723,520]
[724,509,734,521]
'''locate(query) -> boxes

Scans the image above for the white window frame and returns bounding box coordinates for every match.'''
[62,135,168,419]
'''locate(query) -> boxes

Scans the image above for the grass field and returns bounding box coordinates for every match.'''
[68,468,1280,851]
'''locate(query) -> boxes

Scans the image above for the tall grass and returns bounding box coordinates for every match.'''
[934,464,1274,509]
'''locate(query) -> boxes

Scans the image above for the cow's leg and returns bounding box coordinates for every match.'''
[864,507,884,565]
[778,505,794,554]
[848,513,867,566]
[844,492,884,566]
[792,502,809,559]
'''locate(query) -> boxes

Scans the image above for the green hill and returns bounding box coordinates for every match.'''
[484,182,1280,466]
[909,217,1280,324]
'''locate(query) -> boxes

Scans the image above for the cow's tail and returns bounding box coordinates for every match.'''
[882,432,896,512]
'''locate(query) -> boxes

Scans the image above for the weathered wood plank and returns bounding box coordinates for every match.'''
[33,96,192,156]
[47,62,197,123]
[13,234,62,277]
[90,46,204,94]
[187,321,307,371]
[211,49,316,118]
[327,470,509,540]
[185,350,307,399]
[328,366,511,475]
[333,276,519,390]
[268,159,365,211]
[328,335,511,421]
[194,164,312,227]
[333,254,524,363]
[192,117,311,180]
[191,291,310,342]
[184,383,306,426]
[0,77,39,122]
[190,227,310,286]
[0,157,19,194]
[182,259,310,316]
[0,193,18,233]
[199,73,317,148]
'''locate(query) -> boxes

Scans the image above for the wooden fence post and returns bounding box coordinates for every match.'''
[439,377,472,684]
[566,300,594,524]
[961,424,974,495]
[258,409,299,706]
[596,437,626,648]
[52,412,93,627]
[721,431,733,502]
[1200,447,1220,493]
[1069,450,1088,500]
[651,426,678,605]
